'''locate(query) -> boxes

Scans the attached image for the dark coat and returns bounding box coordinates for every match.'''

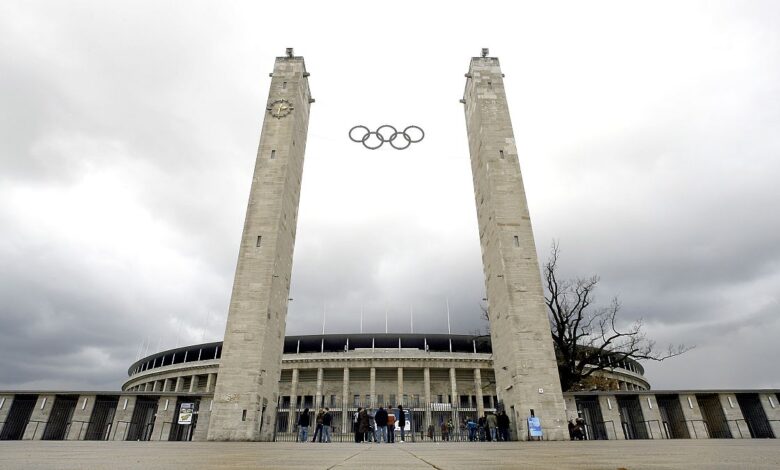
[497,412,510,430]
[397,407,406,426]
[374,408,388,426]
[298,412,310,427]
[322,411,332,426]
[358,409,371,433]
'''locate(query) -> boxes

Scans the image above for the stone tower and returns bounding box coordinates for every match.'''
[462,52,568,440]
[208,51,312,441]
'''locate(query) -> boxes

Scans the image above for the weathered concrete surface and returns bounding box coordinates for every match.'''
[1,440,778,469]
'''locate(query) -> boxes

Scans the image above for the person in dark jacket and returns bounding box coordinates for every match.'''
[497,410,510,441]
[321,407,333,443]
[374,406,389,443]
[312,408,324,442]
[397,405,406,442]
[358,407,371,443]
[297,408,310,443]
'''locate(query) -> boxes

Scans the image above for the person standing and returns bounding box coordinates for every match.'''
[486,412,498,442]
[321,407,333,443]
[312,408,324,442]
[467,417,478,442]
[387,408,396,443]
[354,407,362,443]
[374,406,388,443]
[297,408,310,443]
[497,410,510,442]
[397,405,406,442]
[358,407,371,443]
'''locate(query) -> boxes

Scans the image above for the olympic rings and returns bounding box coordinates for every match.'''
[349,125,425,150]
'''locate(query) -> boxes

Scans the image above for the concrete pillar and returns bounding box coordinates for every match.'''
[597,395,624,440]
[638,395,664,439]
[23,395,55,440]
[150,396,176,441]
[174,377,183,392]
[397,368,404,406]
[287,368,299,434]
[152,381,161,392]
[66,395,97,440]
[206,373,216,393]
[315,368,324,408]
[109,396,137,441]
[678,394,709,438]
[189,375,198,393]
[370,367,376,407]
[759,393,780,438]
[143,383,150,392]
[474,368,484,417]
[449,368,458,404]
[0,395,14,433]
[719,393,750,438]
[162,378,172,392]
[424,367,432,432]
[341,368,350,436]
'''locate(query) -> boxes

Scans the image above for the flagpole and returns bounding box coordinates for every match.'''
[410,305,414,334]
[360,304,363,334]
[322,304,326,335]
[446,298,451,335]
[385,307,388,334]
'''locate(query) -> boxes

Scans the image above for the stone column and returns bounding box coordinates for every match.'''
[287,368,299,434]
[718,393,750,438]
[23,395,55,440]
[110,396,137,441]
[206,373,216,393]
[189,375,198,393]
[342,368,350,437]
[638,395,664,439]
[424,367,432,432]
[474,368,484,417]
[760,393,780,438]
[370,367,376,407]
[397,367,404,406]
[174,377,184,392]
[678,393,709,438]
[150,396,176,441]
[597,395,624,440]
[450,367,459,424]
[162,378,172,392]
[315,368,324,408]
[67,395,97,440]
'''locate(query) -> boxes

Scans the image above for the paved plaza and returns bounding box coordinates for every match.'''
[1,440,778,469]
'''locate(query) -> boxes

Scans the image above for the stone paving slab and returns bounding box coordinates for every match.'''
[0,440,779,470]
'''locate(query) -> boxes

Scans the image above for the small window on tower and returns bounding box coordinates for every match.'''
[499,150,505,159]
[271,150,276,159]
[513,235,520,247]
[256,236,262,247]
[242,410,247,421]
[282,81,287,89]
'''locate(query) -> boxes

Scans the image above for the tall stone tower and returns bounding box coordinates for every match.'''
[462,52,568,440]
[208,50,312,441]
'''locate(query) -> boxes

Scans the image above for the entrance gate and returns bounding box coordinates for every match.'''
[168,398,200,441]
[696,394,731,438]
[0,395,37,440]
[126,397,157,441]
[84,396,118,440]
[656,395,690,439]
[42,395,78,440]
[575,396,608,440]
[736,393,775,438]
[617,395,649,439]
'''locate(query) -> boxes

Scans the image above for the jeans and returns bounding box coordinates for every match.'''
[388,426,394,443]
[490,427,497,441]
[468,428,476,441]
[500,428,510,441]
[375,425,387,443]
[399,426,405,441]
[298,426,308,442]
[312,424,322,442]
[322,425,331,443]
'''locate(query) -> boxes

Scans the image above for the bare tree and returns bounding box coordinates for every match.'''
[544,241,692,391]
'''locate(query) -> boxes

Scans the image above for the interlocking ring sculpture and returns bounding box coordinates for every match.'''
[349,125,425,150]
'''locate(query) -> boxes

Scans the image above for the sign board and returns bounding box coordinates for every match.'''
[527,416,543,438]
[178,403,195,425]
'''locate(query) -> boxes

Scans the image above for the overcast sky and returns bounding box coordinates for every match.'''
[1,1,778,391]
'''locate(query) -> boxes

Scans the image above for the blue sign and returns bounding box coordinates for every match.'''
[528,416,543,437]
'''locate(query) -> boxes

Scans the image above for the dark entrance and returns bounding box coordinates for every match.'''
[0,395,38,440]
[168,398,200,441]
[736,393,775,438]
[42,395,78,440]
[574,396,608,440]
[85,396,118,441]
[696,394,731,438]
[656,395,690,439]
[126,397,157,441]
[617,395,648,439]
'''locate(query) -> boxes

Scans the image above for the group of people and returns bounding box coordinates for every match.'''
[460,411,511,442]
[568,417,586,440]
[353,405,406,443]
[296,407,334,443]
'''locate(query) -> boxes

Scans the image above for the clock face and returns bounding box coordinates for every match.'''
[268,99,293,118]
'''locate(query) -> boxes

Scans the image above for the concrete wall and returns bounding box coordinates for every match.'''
[66,395,96,441]
[759,393,780,438]
[23,394,55,440]
[638,395,665,439]
[678,393,708,438]
[719,393,750,438]
[597,395,624,440]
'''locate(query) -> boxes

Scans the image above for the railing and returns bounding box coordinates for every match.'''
[596,420,618,440]
[69,420,90,440]
[639,419,663,439]
[24,419,47,440]
[681,419,709,439]
[157,421,172,441]
[727,418,747,439]
[112,420,132,441]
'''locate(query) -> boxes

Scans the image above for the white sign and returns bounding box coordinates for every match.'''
[178,403,195,425]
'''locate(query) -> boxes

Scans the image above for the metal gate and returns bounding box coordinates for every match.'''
[696,394,731,438]
[0,395,38,440]
[736,394,775,438]
[575,396,608,440]
[126,397,157,441]
[617,396,648,439]
[85,396,118,440]
[42,395,78,440]
[168,398,200,441]
[656,395,690,439]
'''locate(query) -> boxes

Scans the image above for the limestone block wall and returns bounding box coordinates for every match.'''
[597,395,624,440]
[759,392,780,437]
[638,395,664,439]
[678,393,708,438]
[22,394,55,440]
[66,395,96,441]
[110,396,137,441]
[719,393,749,438]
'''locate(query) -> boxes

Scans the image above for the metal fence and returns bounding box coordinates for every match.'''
[274,398,505,443]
